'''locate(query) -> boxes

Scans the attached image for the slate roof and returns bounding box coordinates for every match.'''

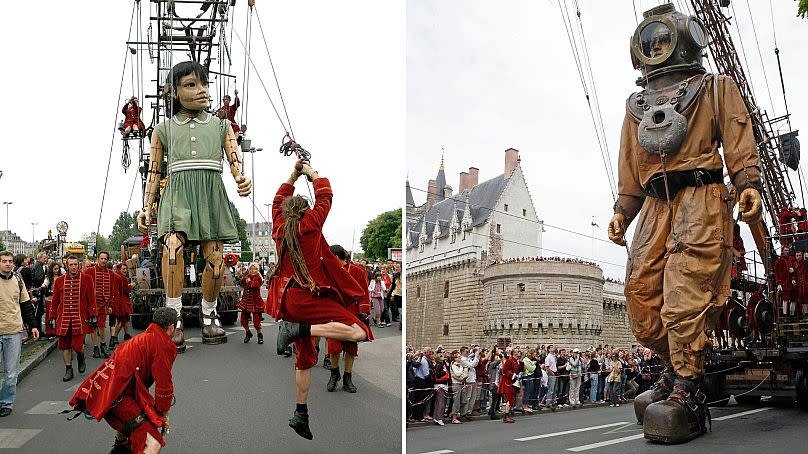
[406,179,415,206]
[408,174,507,248]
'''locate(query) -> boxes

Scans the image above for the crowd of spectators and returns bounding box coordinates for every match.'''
[406,342,663,425]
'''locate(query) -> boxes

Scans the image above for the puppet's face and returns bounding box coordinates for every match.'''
[174,73,209,112]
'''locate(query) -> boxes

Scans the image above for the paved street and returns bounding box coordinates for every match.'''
[0,317,401,453]
[406,399,808,453]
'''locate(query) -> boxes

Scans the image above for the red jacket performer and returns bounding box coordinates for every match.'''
[267,160,373,440]
[70,307,178,454]
[122,96,146,136]
[110,263,134,347]
[51,255,97,382]
[237,263,264,344]
[775,245,796,321]
[497,351,523,423]
[84,251,116,359]
[325,244,372,394]
[794,251,808,319]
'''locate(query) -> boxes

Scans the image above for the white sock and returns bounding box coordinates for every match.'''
[166,297,183,328]
[790,301,797,316]
[201,298,221,327]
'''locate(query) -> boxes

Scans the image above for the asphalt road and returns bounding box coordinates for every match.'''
[1,317,401,453]
[406,399,808,453]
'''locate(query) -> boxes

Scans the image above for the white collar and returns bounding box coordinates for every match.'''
[172,111,212,125]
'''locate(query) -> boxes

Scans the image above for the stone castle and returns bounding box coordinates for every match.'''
[406,149,636,350]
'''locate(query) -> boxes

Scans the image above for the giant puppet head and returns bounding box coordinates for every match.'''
[164,61,210,116]
[630,3,709,86]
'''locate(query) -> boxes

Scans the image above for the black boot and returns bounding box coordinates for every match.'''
[283,345,293,357]
[257,332,264,344]
[289,411,313,440]
[123,333,132,341]
[63,366,74,382]
[93,346,101,358]
[100,343,109,358]
[643,378,711,444]
[342,371,357,393]
[277,321,308,355]
[327,367,341,392]
[109,441,132,454]
[77,352,86,374]
[322,355,332,370]
[109,336,117,348]
[634,368,675,424]
[244,329,253,343]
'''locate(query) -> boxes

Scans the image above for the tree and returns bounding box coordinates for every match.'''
[228,200,252,262]
[359,208,402,261]
[0,237,5,251]
[107,211,141,259]
[800,0,808,18]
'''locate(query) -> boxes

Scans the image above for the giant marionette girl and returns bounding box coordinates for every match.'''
[607,4,762,443]
[137,61,252,352]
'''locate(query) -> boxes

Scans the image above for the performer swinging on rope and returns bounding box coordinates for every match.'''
[136,61,252,352]
[268,161,373,440]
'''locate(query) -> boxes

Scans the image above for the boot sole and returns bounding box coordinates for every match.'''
[644,429,704,444]
[176,344,187,354]
[202,336,227,345]
[289,421,313,440]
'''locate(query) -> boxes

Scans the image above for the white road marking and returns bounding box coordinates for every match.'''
[567,434,645,451]
[0,429,41,448]
[185,337,203,343]
[712,407,772,420]
[515,422,630,441]
[25,401,71,415]
[419,450,454,454]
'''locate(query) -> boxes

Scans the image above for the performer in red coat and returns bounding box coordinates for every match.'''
[122,96,146,137]
[497,351,523,423]
[732,223,747,277]
[775,245,796,321]
[238,263,264,344]
[267,161,373,440]
[795,251,808,319]
[746,286,764,344]
[70,307,178,454]
[51,255,97,382]
[325,244,372,393]
[84,252,116,359]
[779,207,795,247]
[110,263,134,347]
[218,91,241,140]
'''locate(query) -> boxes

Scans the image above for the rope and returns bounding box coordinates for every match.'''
[96,1,137,248]
[254,5,295,141]
[743,0,776,114]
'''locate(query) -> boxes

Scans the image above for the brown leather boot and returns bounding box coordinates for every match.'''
[201,311,227,345]
[634,368,675,424]
[172,319,187,354]
[643,378,711,444]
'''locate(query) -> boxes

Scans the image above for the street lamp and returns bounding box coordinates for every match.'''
[2,201,12,231]
[242,141,262,259]
[31,222,38,243]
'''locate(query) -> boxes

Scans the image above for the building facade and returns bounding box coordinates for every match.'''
[0,230,36,256]
[245,222,276,262]
[406,149,636,350]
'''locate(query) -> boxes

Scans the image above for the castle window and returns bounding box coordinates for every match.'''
[444,281,450,298]
[522,208,527,216]
[443,324,449,336]
[504,204,509,212]
[417,286,421,298]
[538,282,543,291]
[517,283,525,292]
[496,224,501,234]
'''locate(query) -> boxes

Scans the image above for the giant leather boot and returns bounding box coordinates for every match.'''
[172,319,187,354]
[634,367,675,424]
[327,367,341,392]
[643,378,711,443]
[201,311,227,345]
[289,411,313,440]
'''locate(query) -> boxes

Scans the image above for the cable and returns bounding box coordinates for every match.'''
[96,2,137,247]
[254,5,295,141]
[743,0,776,114]
[408,184,615,246]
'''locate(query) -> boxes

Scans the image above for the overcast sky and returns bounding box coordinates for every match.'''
[0,1,403,253]
[407,0,807,279]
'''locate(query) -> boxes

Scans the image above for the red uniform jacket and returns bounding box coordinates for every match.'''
[795,259,808,301]
[52,272,97,335]
[238,274,264,313]
[732,223,747,273]
[70,323,176,428]
[122,103,145,129]
[498,356,522,395]
[84,265,116,316]
[265,178,365,318]
[346,261,370,315]
[113,271,134,316]
[225,97,240,134]
[775,255,796,296]
[746,291,764,333]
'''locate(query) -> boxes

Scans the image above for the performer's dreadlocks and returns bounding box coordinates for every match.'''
[281,195,316,291]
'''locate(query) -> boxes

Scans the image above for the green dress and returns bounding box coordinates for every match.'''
[154,111,239,242]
